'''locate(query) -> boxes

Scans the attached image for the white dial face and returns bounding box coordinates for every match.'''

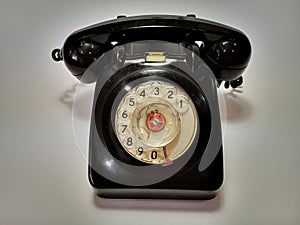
[114,80,198,165]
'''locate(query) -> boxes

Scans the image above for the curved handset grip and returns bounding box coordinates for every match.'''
[54,15,251,82]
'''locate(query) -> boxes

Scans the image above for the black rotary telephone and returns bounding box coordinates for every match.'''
[52,15,251,199]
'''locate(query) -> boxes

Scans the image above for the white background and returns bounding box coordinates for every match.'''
[1,0,300,224]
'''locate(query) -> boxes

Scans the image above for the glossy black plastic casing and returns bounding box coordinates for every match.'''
[88,62,223,200]
[61,15,251,81]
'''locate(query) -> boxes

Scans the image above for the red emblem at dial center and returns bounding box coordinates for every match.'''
[146,112,166,132]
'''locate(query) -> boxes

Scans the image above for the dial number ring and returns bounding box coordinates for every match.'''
[114,80,198,165]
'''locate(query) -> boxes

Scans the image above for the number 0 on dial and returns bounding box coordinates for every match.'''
[114,80,198,165]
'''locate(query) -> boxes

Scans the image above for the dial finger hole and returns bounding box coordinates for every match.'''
[150,82,164,97]
[125,95,136,107]
[117,124,129,135]
[118,108,129,120]
[123,136,135,148]
[165,86,177,101]
[176,95,189,114]
[136,85,149,100]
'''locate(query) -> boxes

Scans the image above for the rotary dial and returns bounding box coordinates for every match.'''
[114,80,198,165]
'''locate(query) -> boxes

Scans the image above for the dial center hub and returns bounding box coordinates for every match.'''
[146,112,166,132]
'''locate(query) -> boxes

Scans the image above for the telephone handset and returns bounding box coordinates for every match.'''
[52,15,251,199]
